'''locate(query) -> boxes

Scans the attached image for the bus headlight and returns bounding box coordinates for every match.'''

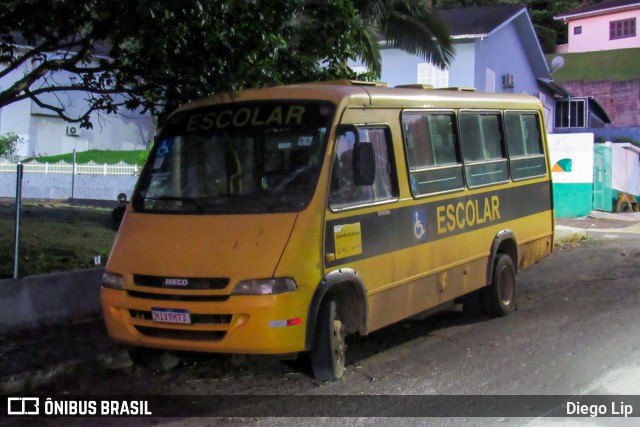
[101,271,125,290]
[231,278,297,295]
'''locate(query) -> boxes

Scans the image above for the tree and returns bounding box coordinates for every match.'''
[352,0,454,75]
[0,1,454,128]
[0,1,302,127]
[0,132,21,159]
[428,0,519,8]
[529,0,582,47]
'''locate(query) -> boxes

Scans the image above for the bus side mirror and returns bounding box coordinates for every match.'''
[353,142,375,186]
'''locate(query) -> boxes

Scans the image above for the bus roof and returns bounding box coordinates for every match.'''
[175,81,543,114]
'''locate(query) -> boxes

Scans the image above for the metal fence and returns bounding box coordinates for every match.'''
[0,160,139,175]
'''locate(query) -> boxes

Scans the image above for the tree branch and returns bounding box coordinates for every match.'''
[0,43,101,108]
[27,88,128,126]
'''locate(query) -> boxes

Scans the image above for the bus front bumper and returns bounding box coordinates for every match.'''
[101,287,308,354]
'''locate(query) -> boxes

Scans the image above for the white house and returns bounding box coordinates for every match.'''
[0,45,156,159]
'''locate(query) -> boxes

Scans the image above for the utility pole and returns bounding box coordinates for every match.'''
[13,163,23,279]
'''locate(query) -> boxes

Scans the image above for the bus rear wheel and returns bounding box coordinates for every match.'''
[481,254,516,316]
[310,299,346,381]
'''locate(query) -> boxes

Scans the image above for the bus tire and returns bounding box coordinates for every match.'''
[310,299,346,381]
[481,254,516,316]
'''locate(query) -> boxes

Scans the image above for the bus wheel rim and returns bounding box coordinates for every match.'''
[332,316,346,368]
[500,266,515,306]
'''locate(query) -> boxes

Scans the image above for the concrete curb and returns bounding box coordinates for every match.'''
[0,268,104,334]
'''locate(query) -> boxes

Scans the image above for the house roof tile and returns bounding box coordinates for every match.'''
[438,4,526,37]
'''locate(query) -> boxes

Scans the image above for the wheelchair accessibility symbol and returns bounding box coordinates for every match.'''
[157,139,174,157]
[413,207,427,241]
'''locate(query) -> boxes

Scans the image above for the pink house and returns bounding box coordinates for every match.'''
[555,0,640,53]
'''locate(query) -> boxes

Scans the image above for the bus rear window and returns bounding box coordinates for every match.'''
[504,112,547,180]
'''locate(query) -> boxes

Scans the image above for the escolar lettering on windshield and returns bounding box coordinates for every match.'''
[185,105,306,132]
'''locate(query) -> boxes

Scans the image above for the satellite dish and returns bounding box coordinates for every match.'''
[551,56,565,74]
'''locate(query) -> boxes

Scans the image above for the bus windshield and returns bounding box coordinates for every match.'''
[133,101,335,214]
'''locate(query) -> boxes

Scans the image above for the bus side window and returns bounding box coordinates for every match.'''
[402,112,464,196]
[329,126,398,210]
[504,112,547,180]
[459,112,509,188]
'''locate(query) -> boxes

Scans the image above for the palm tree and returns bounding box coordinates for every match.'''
[352,0,455,76]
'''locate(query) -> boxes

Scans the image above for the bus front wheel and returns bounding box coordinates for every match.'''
[481,254,516,316]
[310,299,346,381]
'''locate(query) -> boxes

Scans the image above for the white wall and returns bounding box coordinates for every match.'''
[0,171,137,200]
[0,55,156,158]
[547,133,595,184]
[611,142,640,196]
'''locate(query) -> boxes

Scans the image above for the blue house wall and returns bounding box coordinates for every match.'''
[351,24,549,99]
[448,42,475,88]
[473,23,542,96]
[377,49,424,87]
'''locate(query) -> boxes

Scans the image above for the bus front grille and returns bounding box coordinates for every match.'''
[134,326,226,341]
[133,275,229,290]
[126,290,229,302]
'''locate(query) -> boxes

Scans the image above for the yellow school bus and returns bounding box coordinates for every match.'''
[101,81,554,381]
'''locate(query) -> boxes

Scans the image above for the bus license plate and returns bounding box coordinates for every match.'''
[151,308,191,324]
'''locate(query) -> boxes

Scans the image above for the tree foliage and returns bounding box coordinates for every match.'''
[0,132,21,159]
[0,0,453,128]
[352,0,454,75]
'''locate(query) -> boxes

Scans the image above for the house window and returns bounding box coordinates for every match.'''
[574,26,582,35]
[485,68,496,93]
[417,63,449,88]
[610,18,636,40]
[555,99,586,128]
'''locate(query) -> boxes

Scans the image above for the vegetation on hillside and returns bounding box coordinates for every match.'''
[547,48,640,82]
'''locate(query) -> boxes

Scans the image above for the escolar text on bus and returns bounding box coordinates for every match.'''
[185,105,307,132]
[436,195,501,234]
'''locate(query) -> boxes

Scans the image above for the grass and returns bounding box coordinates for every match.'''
[548,48,640,82]
[554,233,590,249]
[25,149,149,166]
[0,201,118,279]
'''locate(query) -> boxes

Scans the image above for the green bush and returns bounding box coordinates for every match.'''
[0,132,22,159]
